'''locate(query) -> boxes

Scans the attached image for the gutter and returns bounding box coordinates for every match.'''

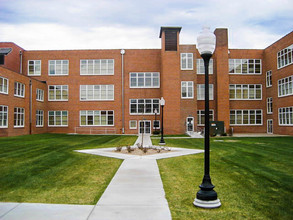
[121,49,125,134]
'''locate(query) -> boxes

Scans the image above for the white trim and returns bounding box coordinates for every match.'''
[79,110,114,126]
[277,44,293,69]
[129,120,137,129]
[230,109,263,126]
[138,120,151,134]
[197,84,214,100]
[48,60,69,76]
[14,82,25,98]
[229,84,262,100]
[267,119,273,134]
[229,59,262,75]
[0,76,9,95]
[80,85,114,101]
[36,88,44,102]
[28,60,41,76]
[186,117,194,132]
[267,97,273,114]
[278,106,293,126]
[196,59,213,74]
[48,85,69,101]
[129,98,160,115]
[0,105,8,128]
[48,110,68,127]
[266,70,272,88]
[181,53,193,70]
[197,110,214,126]
[129,72,160,88]
[278,75,293,97]
[80,59,114,75]
[153,120,160,129]
[36,110,44,127]
[181,81,194,99]
[14,107,25,128]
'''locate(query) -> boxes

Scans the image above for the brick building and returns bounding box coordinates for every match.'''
[0,26,292,137]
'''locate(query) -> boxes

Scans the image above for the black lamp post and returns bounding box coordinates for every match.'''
[159,97,165,145]
[154,108,158,134]
[194,26,221,208]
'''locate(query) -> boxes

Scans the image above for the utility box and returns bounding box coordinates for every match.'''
[209,121,225,136]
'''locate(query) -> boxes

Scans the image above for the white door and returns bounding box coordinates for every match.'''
[267,119,273,134]
[186,117,194,132]
[139,120,151,134]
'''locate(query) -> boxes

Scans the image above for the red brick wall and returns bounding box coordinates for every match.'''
[0,42,24,73]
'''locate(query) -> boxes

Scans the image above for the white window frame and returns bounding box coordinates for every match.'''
[0,76,8,94]
[181,81,194,99]
[79,110,114,126]
[197,110,214,126]
[48,110,68,127]
[230,109,263,126]
[229,84,262,100]
[129,72,160,88]
[129,120,137,129]
[181,53,193,70]
[277,44,293,69]
[48,85,68,101]
[28,60,41,76]
[278,107,293,126]
[197,84,214,100]
[129,99,160,115]
[278,75,293,97]
[267,119,273,134]
[80,85,114,101]
[0,105,8,128]
[229,59,262,74]
[267,97,273,114]
[14,107,25,128]
[197,59,213,74]
[266,70,272,87]
[36,110,44,127]
[36,88,44,102]
[14,82,25,98]
[48,60,69,76]
[80,59,114,75]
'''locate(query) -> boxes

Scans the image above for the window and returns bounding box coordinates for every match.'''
[129,120,137,129]
[36,110,44,127]
[80,110,114,126]
[267,97,273,114]
[181,81,194,99]
[130,99,160,115]
[48,111,68,126]
[48,85,68,101]
[266,70,272,87]
[80,59,114,75]
[0,76,8,94]
[229,59,261,74]
[277,44,293,69]
[130,72,160,88]
[153,120,160,129]
[229,84,262,100]
[28,60,41,75]
[0,105,8,128]
[230,110,262,125]
[197,110,214,126]
[14,107,25,127]
[14,82,25,98]
[278,107,293,125]
[49,60,69,75]
[197,59,213,74]
[36,89,44,101]
[181,53,193,70]
[278,75,293,97]
[197,84,214,100]
[80,85,114,101]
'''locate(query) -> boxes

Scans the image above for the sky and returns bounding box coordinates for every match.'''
[0,0,292,50]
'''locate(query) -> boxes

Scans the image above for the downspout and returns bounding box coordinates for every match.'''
[29,80,32,134]
[19,50,23,74]
[120,49,125,134]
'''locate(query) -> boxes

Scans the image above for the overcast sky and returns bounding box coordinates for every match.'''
[0,0,292,50]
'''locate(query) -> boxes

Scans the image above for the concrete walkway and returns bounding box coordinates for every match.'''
[0,135,204,220]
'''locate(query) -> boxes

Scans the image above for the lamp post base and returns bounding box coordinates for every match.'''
[193,198,221,209]
[159,142,166,145]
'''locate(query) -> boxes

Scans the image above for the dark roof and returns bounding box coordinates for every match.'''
[0,48,12,55]
[159,27,182,38]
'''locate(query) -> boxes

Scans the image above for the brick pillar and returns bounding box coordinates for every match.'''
[214,29,230,132]
[160,27,182,134]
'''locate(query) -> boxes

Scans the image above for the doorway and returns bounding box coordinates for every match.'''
[186,117,194,132]
[139,120,151,134]
[267,119,273,134]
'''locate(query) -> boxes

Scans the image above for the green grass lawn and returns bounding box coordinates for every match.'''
[154,137,293,220]
[0,133,136,205]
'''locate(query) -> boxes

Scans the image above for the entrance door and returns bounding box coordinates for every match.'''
[186,117,194,132]
[267,119,273,134]
[139,120,151,134]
